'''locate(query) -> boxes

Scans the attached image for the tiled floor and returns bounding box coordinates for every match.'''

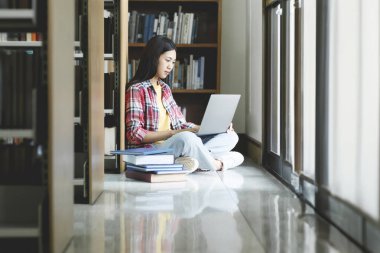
[67,158,363,253]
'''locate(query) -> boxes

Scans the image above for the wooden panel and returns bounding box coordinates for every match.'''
[216,0,221,93]
[47,0,74,252]
[88,0,104,203]
[119,0,128,172]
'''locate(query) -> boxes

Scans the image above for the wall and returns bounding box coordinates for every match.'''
[221,0,263,143]
[245,0,263,142]
[221,0,247,133]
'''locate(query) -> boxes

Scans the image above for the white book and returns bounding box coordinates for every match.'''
[181,13,189,44]
[123,154,175,165]
[153,18,158,36]
[172,61,180,88]
[159,14,166,36]
[189,54,194,89]
[104,127,116,155]
[193,59,199,89]
[177,12,183,44]
[0,33,7,41]
[167,21,174,39]
[187,13,194,44]
[104,9,111,18]
[172,12,178,43]
[176,6,183,43]
[26,33,32,41]
[200,56,205,89]
[129,10,138,42]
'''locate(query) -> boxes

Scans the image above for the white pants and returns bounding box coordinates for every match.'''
[154,131,239,171]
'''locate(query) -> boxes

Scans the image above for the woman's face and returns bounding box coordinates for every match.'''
[156,49,176,79]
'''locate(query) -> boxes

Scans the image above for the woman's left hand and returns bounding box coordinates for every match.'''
[227,123,234,133]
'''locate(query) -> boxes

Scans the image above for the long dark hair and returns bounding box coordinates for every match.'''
[128,36,176,87]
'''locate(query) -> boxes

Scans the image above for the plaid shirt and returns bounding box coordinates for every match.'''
[126,79,194,148]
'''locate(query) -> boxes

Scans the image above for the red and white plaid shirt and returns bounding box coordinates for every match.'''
[125,79,194,148]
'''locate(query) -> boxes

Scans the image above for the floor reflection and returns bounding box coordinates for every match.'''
[67,158,362,253]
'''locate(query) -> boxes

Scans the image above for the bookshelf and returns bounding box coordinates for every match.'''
[128,0,222,124]
[0,0,74,252]
[0,0,42,30]
[74,0,105,204]
[103,0,128,173]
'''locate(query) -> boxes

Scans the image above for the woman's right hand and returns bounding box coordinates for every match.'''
[172,126,199,135]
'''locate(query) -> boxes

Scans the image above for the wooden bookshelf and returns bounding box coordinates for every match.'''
[128,0,222,124]
[102,0,128,173]
[0,0,75,252]
[119,0,128,172]
[74,0,104,203]
[0,0,42,30]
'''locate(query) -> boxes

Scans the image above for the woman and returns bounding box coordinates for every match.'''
[126,36,243,171]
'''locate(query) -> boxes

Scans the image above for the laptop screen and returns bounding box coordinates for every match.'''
[196,94,241,136]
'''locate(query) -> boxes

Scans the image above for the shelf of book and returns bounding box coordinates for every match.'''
[0,1,74,251]
[103,0,128,173]
[74,0,105,204]
[0,41,42,47]
[0,0,42,31]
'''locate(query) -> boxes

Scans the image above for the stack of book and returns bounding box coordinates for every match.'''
[111,148,188,183]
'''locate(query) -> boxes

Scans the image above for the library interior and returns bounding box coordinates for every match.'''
[1,0,380,252]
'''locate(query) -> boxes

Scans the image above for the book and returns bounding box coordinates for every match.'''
[151,170,189,175]
[111,147,174,155]
[127,163,183,169]
[126,163,184,172]
[125,170,186,183]
[123,154,174,165]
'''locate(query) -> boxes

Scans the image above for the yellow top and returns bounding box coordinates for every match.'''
[154,84,171,132]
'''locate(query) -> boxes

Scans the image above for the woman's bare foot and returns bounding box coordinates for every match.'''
[214,159,223,171]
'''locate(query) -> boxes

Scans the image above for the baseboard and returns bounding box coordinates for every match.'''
[234,134,262,165]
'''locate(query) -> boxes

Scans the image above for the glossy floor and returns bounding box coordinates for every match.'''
[67,158,363,253]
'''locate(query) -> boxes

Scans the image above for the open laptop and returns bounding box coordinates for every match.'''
[196,94,241,136]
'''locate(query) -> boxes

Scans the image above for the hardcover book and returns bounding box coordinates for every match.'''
[126,163,184,172]
[111,147,174,155]
[122,154,174,165]
[125,169,186,183]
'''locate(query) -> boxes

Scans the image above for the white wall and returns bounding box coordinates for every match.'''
[221,0,263,141]
[246,0,263,142]
[221,0,247,133]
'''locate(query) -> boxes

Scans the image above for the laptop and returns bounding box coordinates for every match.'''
[196,94,241,136]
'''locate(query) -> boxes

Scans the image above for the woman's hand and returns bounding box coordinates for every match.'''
[173,125,199,134]
[190,124,200,133]
[227,123,234,133]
